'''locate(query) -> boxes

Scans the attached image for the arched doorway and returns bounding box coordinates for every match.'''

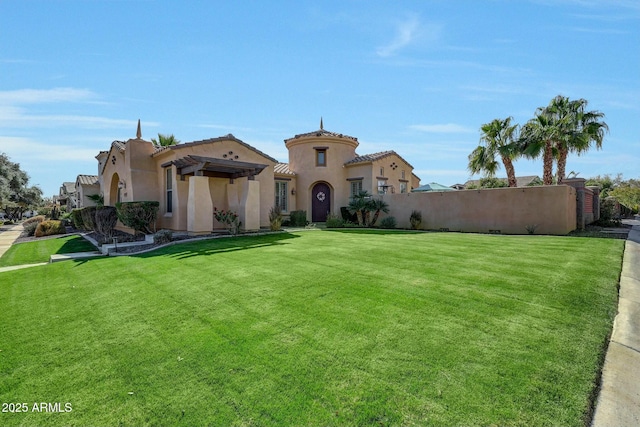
[109,173,121,206]
[311,182,331,222]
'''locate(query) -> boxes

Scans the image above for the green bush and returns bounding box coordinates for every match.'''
[116,201,159,235]
[410,210,422,230]
[269,206,283,231]
[80,206,97,231]
[325,213,344,228]
[154,229,173,244]
[34,220,66,238]
[288,210,307,227]
[380,216,397,229]
[70,209,84,230]
[95,206,118,238]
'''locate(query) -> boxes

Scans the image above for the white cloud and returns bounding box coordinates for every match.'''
[409,123,476,134]
[0,87,96,104]
[0,136,102,161]
[376,15,426,57]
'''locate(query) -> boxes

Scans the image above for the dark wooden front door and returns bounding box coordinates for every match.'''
[311,183,331,222]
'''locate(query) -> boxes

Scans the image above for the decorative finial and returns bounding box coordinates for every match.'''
[136,119,142,139]
[320,117,323,130]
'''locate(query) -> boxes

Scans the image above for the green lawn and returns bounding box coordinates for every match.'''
[0,234,96,267]
[0,230,624,426]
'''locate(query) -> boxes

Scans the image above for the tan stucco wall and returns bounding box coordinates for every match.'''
[379,185,577,235]
[152,138,276,231]
[77,184,100,208]
[286,135,358,219]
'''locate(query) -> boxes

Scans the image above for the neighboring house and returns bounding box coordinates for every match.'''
[97,121,420,233]
[75,174,100,208]
[57,182,78,210]
[464,175,542,188]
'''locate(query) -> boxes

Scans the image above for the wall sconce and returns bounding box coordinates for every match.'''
[118,180,126,190]
[291,188,296,195]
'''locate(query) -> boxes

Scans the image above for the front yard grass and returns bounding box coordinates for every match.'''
[0,235,96,267]
[0,230,624,426]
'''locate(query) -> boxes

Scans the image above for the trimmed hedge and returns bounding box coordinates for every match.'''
[71,209,84,230]
[116,201,159,234]
[35,220,66,238]
[288,210,307,227]
[80,206,97,231]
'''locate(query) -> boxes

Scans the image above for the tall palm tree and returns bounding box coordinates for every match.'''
[554,98,608,185]
[368,198,390,227]
[347,190,370,226]
[520,102,564,185]
[151,133,180,147]
[468,117,520,187]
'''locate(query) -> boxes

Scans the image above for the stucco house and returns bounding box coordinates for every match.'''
[57,182,78,210]
[96,121,420,234]
[75,174,100,208]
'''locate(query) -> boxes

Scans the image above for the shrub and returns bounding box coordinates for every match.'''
[288,210,308,227]
[70,209,84,230]
[154,229,173,244]
[325,213,344,228]
[23,221,39,236]
[80,206,97,231]
[409,210,422,230]
[340,206,358,223]
[380,216,397,229]
[269,206,283,231]
[116,201,159,234]
[213,207,241,235]
[23,215,46,226]
[34,220,66,238]
[95,206,118,238]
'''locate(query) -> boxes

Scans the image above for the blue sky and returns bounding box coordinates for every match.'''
[1,0,638,198]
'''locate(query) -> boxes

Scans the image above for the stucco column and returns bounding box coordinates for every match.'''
[240,180,260,231]
[187,175,213,235]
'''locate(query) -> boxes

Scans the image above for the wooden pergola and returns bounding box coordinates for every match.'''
[162,155,268,181]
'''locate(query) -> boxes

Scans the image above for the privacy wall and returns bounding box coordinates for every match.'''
[380,185,577,235]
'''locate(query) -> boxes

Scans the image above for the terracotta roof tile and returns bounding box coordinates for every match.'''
[274,163,295,176]
[344,150,414,169]
[76,175,99,186]
[152,134,278,163]
[284,128,358,143]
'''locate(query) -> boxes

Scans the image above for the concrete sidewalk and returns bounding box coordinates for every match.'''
[592,219,640,427]
[0,223,24,258]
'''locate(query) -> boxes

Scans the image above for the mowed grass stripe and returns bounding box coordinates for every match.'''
[0,230,623,426]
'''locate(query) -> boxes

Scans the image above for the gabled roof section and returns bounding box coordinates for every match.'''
[152,134,278,164]
[61,182,76,194]
[344,150,414,169]
[76,175,99,186]
[274,163,295,176]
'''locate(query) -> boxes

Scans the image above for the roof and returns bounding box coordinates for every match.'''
[162,155,269,180]
[111,140,126,153]
[76,175,99,186]
[274,163,295,176]
[153,134,278,164]
[60,182,76,194]
[464,175,541,188]
[344,150,414,169]
[412,182,457,192]
[284,128,358,143]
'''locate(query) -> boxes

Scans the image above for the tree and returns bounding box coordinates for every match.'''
[151,133,180,147]
[551,97,608,185]
[347,190,370,226]
[368,198,390,227]
[468,117,520,187]
[520,95,608,185]
[0,152,43,220]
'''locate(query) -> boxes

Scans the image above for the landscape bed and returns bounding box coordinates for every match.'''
[0,230,625,426]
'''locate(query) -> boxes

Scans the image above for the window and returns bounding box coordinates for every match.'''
[350,180,363,197]
[378,180,387,194]
[400,182,407,193]
[380,167,384,176]
[275,181,288,212]
[316,149,326,167]
[401,170,406,179]
[166,168,173,213]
